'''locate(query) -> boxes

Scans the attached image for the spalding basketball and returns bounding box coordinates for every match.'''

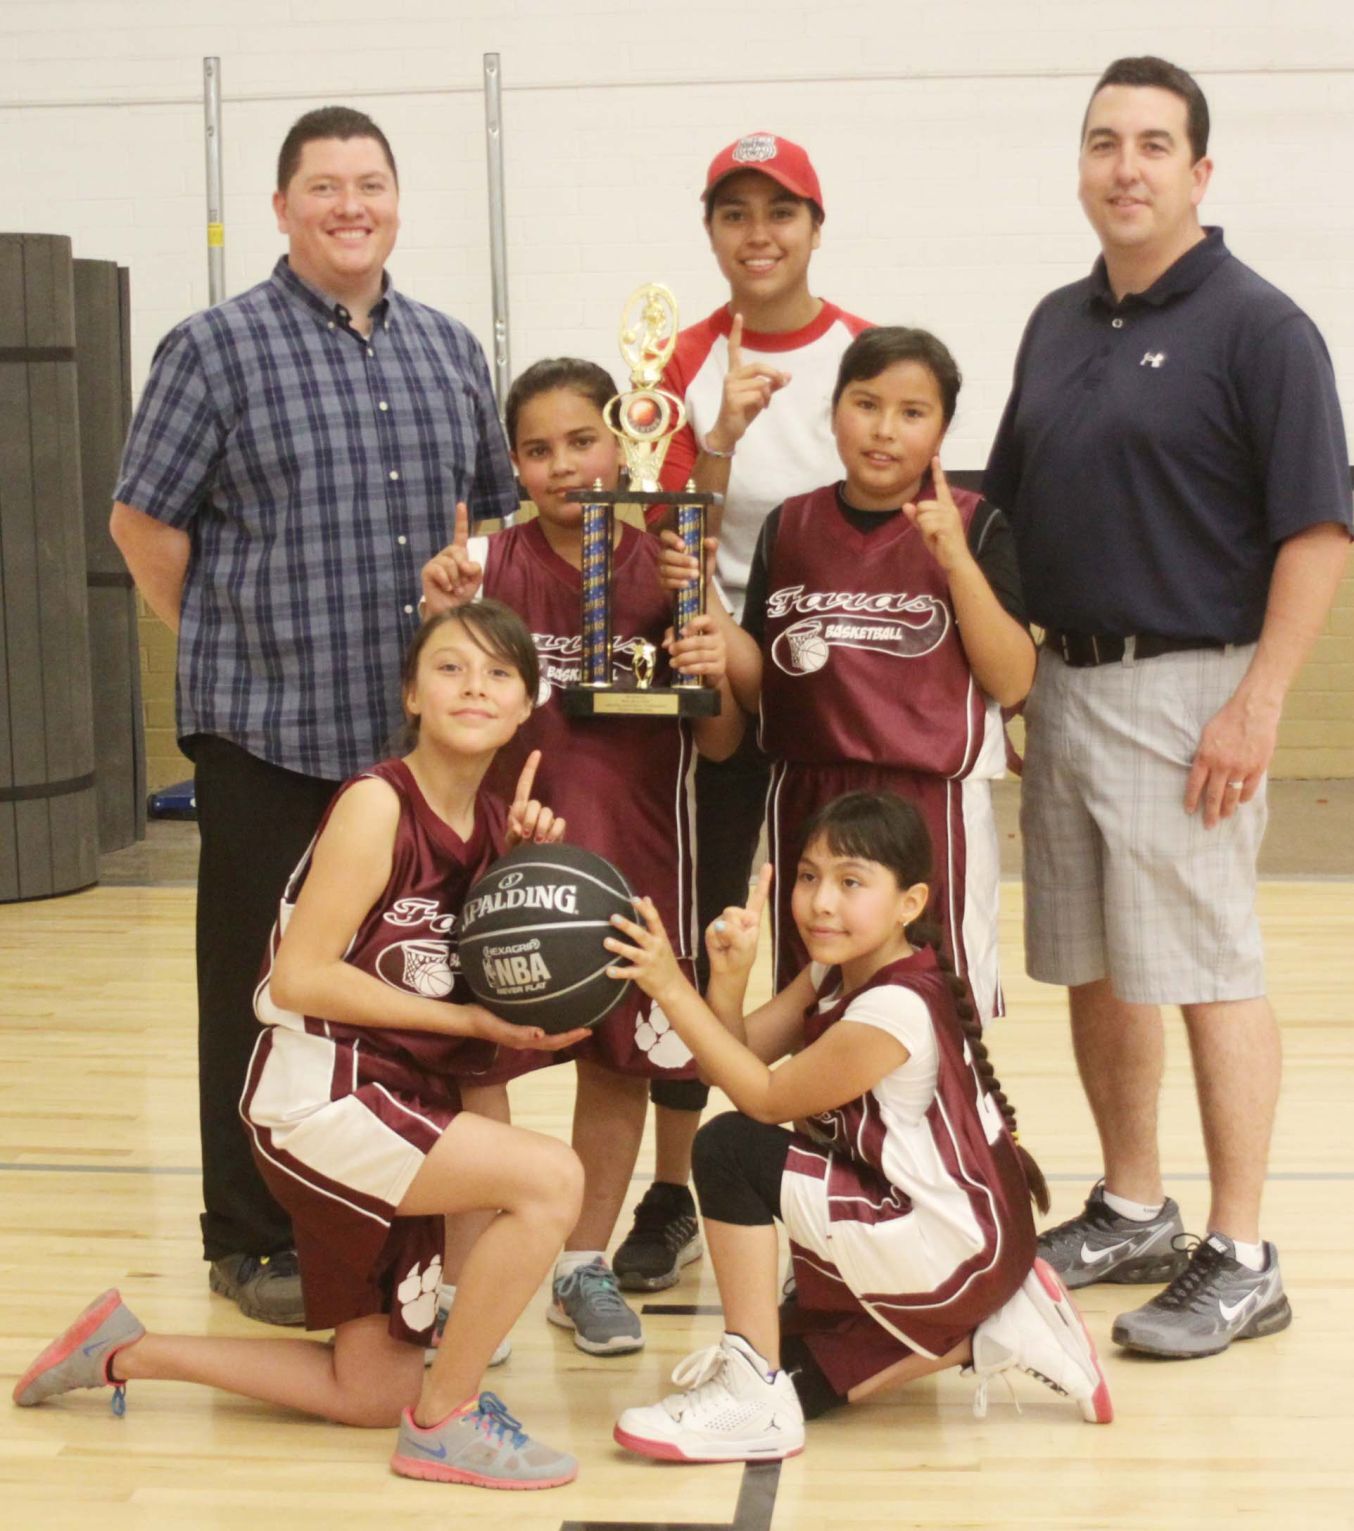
[459,843,634,1034]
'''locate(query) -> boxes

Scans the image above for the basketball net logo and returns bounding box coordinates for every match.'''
[379,939,456,998]
[771,600,951,675]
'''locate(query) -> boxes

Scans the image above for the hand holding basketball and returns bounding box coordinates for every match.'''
[506,750,566,848]
[706,862,772,981]
[421,501,483,613]
[605,896,683,1005]
[903,459,969,574]
[706,314,791,455]
[461,1002,591,1052]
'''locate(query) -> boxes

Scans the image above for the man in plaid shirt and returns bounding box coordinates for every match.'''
[110,106,518,1324]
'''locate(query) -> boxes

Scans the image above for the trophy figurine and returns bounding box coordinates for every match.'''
[563,283,721,718]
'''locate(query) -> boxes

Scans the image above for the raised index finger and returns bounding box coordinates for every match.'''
[513,748,541,807]
[728,312,744,370]
[745,861,774,921]
[930,457,952,501]
[454,500,469,548]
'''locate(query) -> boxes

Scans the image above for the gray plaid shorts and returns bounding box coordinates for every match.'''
[1020,644,1266,1005]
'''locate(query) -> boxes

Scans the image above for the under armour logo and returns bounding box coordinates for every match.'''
[1140,351,1167,368]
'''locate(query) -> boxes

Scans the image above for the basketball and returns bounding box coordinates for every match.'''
[458,843,635,1033]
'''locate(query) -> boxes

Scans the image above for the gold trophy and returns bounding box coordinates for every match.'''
[564,283,721,718]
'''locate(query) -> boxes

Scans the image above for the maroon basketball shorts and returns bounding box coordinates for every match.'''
[781,1137,1026,1393]
[241,1026,458,1344]
[766,761,1002,1021]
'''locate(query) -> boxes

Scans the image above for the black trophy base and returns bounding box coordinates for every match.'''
[562,684,721,718]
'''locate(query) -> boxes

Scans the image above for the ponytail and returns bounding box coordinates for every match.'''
[906,919,1050,1215]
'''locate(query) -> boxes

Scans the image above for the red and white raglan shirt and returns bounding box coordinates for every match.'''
[242,758,504,1342]
[464,517,700,1081]
[655,303,873,615]
[780,946,1036,1393]
[745,478,1027,1018]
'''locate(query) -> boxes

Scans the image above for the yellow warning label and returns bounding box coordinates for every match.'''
[207,222,225,248]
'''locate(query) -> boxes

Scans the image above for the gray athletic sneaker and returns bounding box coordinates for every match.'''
[12,1290,145,1410]
[209,1250,305,1326]
[391,1391,578,1488]
[1111,1233,1292,1358]
[1037,1182,1189,1289]
[424,1283,511,1369]
[548,1257,644,1355]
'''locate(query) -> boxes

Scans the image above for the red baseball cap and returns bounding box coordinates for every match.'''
[703,132,824,215]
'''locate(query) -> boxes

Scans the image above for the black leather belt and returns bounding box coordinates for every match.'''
[1043,629,1231,668]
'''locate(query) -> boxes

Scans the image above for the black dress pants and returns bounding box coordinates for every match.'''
[650,734,768,1112]
[190,735,341,1261]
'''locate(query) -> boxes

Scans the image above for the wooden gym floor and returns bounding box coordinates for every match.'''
[2,797,1352,1530]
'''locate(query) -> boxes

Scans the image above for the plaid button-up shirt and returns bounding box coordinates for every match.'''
[116,258,519,779]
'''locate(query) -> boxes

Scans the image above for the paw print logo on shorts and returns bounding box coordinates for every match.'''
[635,1000,693,1069]
[397,1254,443,1332]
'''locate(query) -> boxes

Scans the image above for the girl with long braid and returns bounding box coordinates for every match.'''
[603,791,1112,1464]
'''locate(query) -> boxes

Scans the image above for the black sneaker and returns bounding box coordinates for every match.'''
[1111,1233,1292,1358]
[209,1250,305,1326]
[1037,1181,1189,1290]
[613,1183,702,1292]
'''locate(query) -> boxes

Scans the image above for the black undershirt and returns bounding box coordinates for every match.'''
[741,483,1029,644]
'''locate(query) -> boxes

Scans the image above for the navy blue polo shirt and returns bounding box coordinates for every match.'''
[984,228,1351,642]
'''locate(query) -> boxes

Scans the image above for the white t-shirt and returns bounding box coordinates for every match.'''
[807,960,939,1122]
[657,302,872,616]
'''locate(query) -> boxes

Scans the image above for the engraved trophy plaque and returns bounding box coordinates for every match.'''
[563,283,720,718]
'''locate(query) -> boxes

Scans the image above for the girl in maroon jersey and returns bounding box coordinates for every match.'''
[602,790,1112,1464]
[420,359,742,1359]
[664,327,1035,1024]
[14,603,591,1492]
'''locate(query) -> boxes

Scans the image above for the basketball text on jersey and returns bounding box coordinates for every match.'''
[770,592,951,675]
[531,631,652,701]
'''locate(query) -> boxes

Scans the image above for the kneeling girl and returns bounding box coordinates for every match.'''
[605,791,1112,1463]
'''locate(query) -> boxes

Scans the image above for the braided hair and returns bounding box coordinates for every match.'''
[905,918,1050,1214]
[799,790,1050,1214]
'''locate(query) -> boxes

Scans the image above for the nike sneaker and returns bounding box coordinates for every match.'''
[1111,1234,1292,1358]
[614,1332,806,1463]
[13,1290,145,1410]
[971,1258,1114,1423]
[1037,1181,1189,1289]
[391,1391,577,1488]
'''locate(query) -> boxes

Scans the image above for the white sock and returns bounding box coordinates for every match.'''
[555,1249,606,1280]
[1225,1237,1266,1272]
[1103,1188,1165,1222]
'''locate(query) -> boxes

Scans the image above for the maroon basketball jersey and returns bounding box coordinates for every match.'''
[254,757,503,1076]
[786,946,1035,1348]
[758,482,1000,777]
[477,519,697,956]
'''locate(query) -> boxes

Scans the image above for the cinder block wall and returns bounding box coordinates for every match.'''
[4,1,1348,785]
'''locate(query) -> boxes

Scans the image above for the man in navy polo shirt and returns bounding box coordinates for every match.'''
[986,57,1350,1358]
[110,107,518,1324]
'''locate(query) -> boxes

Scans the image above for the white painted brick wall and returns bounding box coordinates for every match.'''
[3,0,1351,472]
